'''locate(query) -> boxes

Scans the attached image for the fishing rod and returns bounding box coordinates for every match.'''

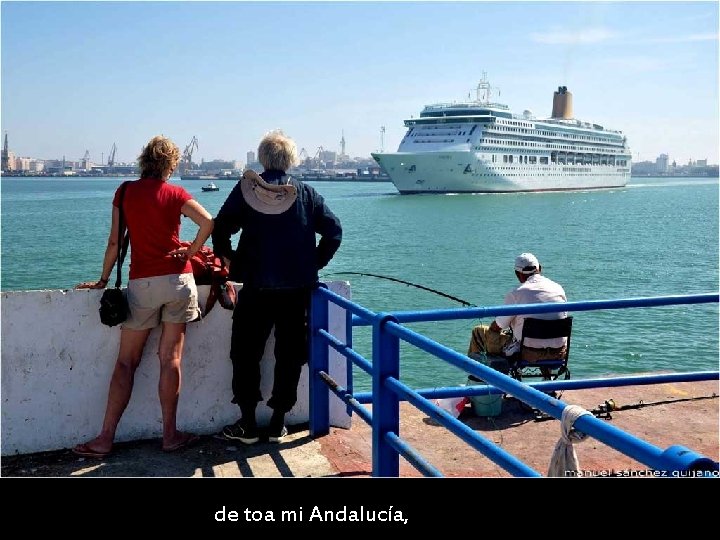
[323,271,475,307]
[533,394,718,422]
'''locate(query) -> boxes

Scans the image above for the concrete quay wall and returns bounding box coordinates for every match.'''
[1,281,352,455]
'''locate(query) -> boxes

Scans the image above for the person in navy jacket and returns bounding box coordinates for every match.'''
[212,130,342,443]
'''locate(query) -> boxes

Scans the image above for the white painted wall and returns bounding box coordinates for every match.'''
[1,281,352,455]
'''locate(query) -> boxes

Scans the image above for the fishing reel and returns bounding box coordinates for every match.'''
[595,399,618,420]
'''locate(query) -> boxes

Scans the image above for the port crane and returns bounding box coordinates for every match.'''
[313,146,328,167]
[298,148,311,168]
[108,143,117,167]
[180,136,198,174]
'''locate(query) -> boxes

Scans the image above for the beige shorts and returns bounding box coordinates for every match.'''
[123,273,199,330]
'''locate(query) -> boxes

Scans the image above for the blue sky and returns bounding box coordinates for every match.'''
[2,1,718,165]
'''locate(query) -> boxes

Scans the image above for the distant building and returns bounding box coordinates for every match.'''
[697,159,707,167]
[44,159,65,170]
[246,151,255,165]
[1,133,9,171]
[15,157,32,171]
[110,164,137,175]
[631,160,656,175]
[319,150,336,164]
[655,153,669,173]
[200,159,236,172]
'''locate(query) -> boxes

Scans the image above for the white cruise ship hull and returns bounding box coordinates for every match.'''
[372,151,629,194]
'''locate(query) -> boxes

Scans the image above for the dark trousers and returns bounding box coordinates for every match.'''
[230,287,310,414]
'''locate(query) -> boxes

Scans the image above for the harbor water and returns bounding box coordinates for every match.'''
[1,176,718,391]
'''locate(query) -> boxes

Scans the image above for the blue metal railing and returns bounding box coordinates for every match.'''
[309,288,719,477]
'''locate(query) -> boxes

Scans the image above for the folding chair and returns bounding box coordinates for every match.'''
[509,316,573,382]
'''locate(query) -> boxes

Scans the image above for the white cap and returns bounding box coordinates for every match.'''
[514,253,540,274]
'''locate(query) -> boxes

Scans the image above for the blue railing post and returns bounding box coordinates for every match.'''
[372,313,400,477]
[309,286,329,438]
[345,307,353,417]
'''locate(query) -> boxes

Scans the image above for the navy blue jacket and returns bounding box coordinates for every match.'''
[212,170,342,289]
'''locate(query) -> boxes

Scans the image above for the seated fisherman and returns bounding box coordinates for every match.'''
[468,252,568,362]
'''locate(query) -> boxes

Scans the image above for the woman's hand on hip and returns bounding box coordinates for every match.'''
[168,246,193,260]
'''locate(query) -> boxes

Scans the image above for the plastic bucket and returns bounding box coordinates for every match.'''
[467,374,503,417]
[469,393,503,417]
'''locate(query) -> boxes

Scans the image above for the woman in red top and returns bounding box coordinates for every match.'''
[73,135,214,457]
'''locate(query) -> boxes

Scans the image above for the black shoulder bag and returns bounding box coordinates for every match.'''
[99,182,131,327]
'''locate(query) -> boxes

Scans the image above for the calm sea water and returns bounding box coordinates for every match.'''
[1,176,718,390]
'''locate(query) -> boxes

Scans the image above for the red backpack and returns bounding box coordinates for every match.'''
[180,242,236,317]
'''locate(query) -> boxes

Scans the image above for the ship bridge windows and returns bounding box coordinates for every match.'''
[420,109,492,118]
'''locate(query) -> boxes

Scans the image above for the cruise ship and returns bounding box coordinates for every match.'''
[372,76,631,194]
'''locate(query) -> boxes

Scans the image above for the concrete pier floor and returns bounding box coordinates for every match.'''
[2,377,717,478]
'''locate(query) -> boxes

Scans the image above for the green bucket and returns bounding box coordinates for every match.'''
[469,393,503,417]
[467,374,503,417]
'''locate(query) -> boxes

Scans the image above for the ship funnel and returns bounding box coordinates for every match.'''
[551,86,573,119]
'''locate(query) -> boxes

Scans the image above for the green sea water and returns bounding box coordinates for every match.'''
[1,176,718,390]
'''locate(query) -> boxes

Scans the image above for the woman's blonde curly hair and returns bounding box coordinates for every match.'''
[258,130,299,172]
[138,135,181,178]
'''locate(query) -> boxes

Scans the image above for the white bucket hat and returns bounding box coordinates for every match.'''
[240,169,297,215]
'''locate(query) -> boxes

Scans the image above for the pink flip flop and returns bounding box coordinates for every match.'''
[72,443,112,458]
[162,433,200,453]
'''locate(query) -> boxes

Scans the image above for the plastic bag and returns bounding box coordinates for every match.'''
[433,396,470,418]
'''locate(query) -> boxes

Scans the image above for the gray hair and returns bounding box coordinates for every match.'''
[258,130,299,172]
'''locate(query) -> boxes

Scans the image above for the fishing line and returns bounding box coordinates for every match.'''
[323,271,476,307]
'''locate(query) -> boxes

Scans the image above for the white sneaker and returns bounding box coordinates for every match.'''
[268,426,288,443]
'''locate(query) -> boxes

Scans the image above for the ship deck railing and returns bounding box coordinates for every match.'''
[308,289,719,477]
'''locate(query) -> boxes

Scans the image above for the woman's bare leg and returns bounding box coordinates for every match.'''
[74,327,151,454]
[157,321,195,449]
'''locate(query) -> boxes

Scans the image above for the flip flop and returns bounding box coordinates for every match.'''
[72,443,112,458]
[162,433,200,453]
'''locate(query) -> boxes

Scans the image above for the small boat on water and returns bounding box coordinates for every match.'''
[201,182,219,192]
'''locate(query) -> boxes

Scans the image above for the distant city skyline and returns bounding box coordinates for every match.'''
[2,135,717,171]
[2,1,718,165]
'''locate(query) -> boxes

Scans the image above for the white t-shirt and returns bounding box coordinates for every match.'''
[494,274,568,349]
